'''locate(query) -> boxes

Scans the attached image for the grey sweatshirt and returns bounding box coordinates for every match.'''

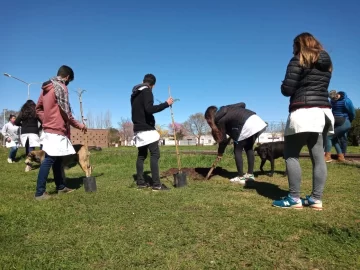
[1,122,20,142]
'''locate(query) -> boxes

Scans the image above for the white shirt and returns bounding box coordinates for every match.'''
[284,108,335,136]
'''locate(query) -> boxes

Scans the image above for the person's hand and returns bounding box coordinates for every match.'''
[80,124,87,133]
[6,138,11,143]
[166,97,174,106]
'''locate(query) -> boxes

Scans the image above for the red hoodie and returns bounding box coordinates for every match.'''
[36,80,83,137]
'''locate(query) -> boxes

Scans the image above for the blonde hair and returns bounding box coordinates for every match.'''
[294,32,332,72]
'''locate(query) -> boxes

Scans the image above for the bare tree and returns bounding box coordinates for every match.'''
[266,121,283,141]
[95,112,104,129]
[104,110,112,129]
[118,118,134,145]
[86,112,95,128]
[183,113,210,145]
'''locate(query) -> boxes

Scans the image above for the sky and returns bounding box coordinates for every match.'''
[1,0,359,129]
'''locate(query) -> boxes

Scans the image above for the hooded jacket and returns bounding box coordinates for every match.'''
[1,121,19,142]
[131,83,169,132]
[281,50,332,112]
[331,91,356,123]
[36,80,83,137]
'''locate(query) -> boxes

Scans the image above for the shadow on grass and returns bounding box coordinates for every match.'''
[47,173,104,190]
[337,161,360,169]
[254,170,287,177]
[132,171,153,185]
[244,181,288,200]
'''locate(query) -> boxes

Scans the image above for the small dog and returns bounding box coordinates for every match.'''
[254,141,285,177]
[25,144,92,177]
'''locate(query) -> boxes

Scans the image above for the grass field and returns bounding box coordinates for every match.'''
[0,145,359,269]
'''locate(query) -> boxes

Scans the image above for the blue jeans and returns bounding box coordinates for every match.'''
[9,146,18,160]
[35,154,66,197]
[339,133,348,154]
[325,119,351,154]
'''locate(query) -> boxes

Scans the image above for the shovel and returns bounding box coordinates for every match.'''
[77,89,97,192]
[205,156,221,180]
[169,86,187,188]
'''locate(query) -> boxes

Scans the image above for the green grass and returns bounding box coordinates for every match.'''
[0,146,359,269]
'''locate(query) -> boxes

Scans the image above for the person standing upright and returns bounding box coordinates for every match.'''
[1,114,20,163]
[35,65,86,200]
[131,74,174,191]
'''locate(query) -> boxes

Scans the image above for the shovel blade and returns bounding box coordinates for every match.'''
[173,173,187,188]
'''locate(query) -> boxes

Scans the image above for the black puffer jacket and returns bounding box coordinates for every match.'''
[215,102,255,154]
[281,50,332,112]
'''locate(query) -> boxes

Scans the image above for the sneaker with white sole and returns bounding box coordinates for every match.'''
[272,195,303,209]
[57,187,75,194]
[7,158,13,164]
[301,195,323,210]
[35,192,51,201]
[230,175,255,185]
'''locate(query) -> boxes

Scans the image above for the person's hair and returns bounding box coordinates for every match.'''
[19,100,36,120]
[329,90,337,99]
[143,74,156,86]
[204,106,223,143]
[57,65,74,81]
[293,32,332,72]
[9,114,16,121]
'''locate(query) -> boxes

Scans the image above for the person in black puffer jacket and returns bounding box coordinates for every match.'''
[205,103,267,185]
[273,33,335,210]
[15,100,42,171]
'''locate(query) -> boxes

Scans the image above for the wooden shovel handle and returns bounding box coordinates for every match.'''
[205,157,221,180]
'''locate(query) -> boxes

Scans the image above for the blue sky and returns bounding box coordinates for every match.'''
[1,0,359,128]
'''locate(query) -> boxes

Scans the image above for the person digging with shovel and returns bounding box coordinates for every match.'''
[34,65,87,200]
[131,74,174,191]
[204,102,267,185]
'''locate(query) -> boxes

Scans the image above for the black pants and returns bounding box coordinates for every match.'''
[234,134,258,176]
[136,141,161,187]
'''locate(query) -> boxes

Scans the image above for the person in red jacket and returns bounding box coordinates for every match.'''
[35,65,86,200]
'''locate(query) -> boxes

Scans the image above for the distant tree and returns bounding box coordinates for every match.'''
[118,118,134,145]
[348,108,360,146]
[168,122,185,142]
[86,112,95,128]
[156,124,169,139]
[183,113,210,145]
[266,121,283,142]
[108,127,120,144]
[104,110,112,129]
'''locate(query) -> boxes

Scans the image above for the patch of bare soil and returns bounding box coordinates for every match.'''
[161,167,224,180]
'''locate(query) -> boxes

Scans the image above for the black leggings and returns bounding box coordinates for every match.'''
[234,134,258,176]
[136,141,161,187]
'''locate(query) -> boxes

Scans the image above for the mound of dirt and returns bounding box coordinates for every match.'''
[161,167,224,180]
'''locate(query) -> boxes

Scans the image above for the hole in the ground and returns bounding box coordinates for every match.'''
[161,167,224,180]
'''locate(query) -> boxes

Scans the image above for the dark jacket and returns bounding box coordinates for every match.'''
[215,102,256,154]
[131,83,169,132]
[331,91,356,125]
[15,114,40,135]
[281,51,332,112]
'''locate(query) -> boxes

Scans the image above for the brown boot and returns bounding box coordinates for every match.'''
[324,152,333,163]
[337,153,345,162]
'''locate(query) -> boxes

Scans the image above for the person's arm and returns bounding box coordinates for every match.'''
[345,98,356,122]
[36,91,44,123]
[218,137,231,156]
[143,89,169,114]
[281,56,303,97]
[1,124,10,141]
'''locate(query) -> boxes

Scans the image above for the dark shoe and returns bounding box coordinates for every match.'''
[35,192,51,201]
[152,184,170,191]
[57,187,75,194]
[137,183,150,189]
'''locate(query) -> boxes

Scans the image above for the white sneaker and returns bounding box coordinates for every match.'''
[7,158,13,164]
[244,173,255,181]
[230,176,247,184]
